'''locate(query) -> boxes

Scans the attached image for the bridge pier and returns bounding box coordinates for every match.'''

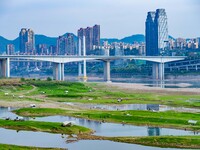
[152,63,159,79]
[78,61,87,81]
[0,58,10,78]
[78,62,82,77]
[104,60,111,82]
[159,63,165,81]
[83,60,87,81]
[152,62,165,80]
[53,63,64,81]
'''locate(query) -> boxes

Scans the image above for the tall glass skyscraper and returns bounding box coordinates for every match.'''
[146,12,156,56]
[145,9,168,56]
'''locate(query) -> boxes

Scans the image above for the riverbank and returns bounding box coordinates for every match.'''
[78,134,200,149]
[0,144,65,150]
[109,136,200,149]
[100,82,200,95]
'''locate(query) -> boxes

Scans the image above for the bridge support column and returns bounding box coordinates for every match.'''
[104,61,111,82]
[159,63,165,81]
[61,63,65,81]
[0,58,10,78]
[53,63,64,81]
[78,62,82,77]
[83,60,87,82]
[152,63,159,80]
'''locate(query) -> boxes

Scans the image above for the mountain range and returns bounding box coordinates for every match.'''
[0,33,145,53]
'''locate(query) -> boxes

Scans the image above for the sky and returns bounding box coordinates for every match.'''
[0,0,200,40]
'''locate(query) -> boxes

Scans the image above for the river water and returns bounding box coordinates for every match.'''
[65,103,200,113]
[0,128,191,150]
[0,107,196,149]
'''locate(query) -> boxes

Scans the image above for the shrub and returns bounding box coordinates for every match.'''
[46,77,52,81]
[20,78,25,82]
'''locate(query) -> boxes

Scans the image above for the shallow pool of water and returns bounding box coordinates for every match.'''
[34,115,197,137]
[65,103,200,113]
[0,107,197,137]
[0,128,192,150]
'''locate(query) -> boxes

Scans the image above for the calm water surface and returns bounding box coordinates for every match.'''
[0,128,192,150]
[65,103,200,113]
[0,107,197,137]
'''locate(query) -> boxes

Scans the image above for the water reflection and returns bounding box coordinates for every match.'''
[148,127,160,136]
[65,103,200,113]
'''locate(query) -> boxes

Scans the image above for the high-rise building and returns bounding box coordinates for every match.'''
[19,28,35,54]
[145,12,156,56]
[65,33,76,55]
[155,9,168,54]
[77,25,100,55]
[57,36,66,55]
[85,27,93,51]
[93,25,101,48]
[57,33,76,55]
[6,44,15,55]
[145,9,168,56]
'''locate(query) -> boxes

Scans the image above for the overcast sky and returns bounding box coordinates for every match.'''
[0,0,200,40]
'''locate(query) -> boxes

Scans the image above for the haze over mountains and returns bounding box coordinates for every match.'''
[0,34,145,53]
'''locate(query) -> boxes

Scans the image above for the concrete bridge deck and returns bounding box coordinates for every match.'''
[0,55,186,81]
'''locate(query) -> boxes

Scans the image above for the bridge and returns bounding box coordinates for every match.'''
[166,58,200,72]
[0,55,186,81]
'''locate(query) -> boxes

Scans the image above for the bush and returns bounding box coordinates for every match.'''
[20,78,25,82]
[46,77,52,81]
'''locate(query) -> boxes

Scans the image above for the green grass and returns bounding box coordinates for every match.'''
[108,136,200,149]
[15,108,200,131]
[26,80,90,97]
[14,108,69,117]
[0,144,65,150]
[1,79,200,108]
[0,119,92,135]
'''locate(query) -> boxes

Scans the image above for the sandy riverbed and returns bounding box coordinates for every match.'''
[101,82,200,95]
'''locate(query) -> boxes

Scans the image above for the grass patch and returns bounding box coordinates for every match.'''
[109,136,200,149]
[14,108,69,117]
[0,143,65,150]
[0,119,92,135]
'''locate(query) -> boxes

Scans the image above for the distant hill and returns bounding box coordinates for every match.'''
[101,34,145,44]
[121,34,145,43]
[0,36,12,53]
[35,35,57,46]
[0,33,185,53]
[0,33,76,53]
